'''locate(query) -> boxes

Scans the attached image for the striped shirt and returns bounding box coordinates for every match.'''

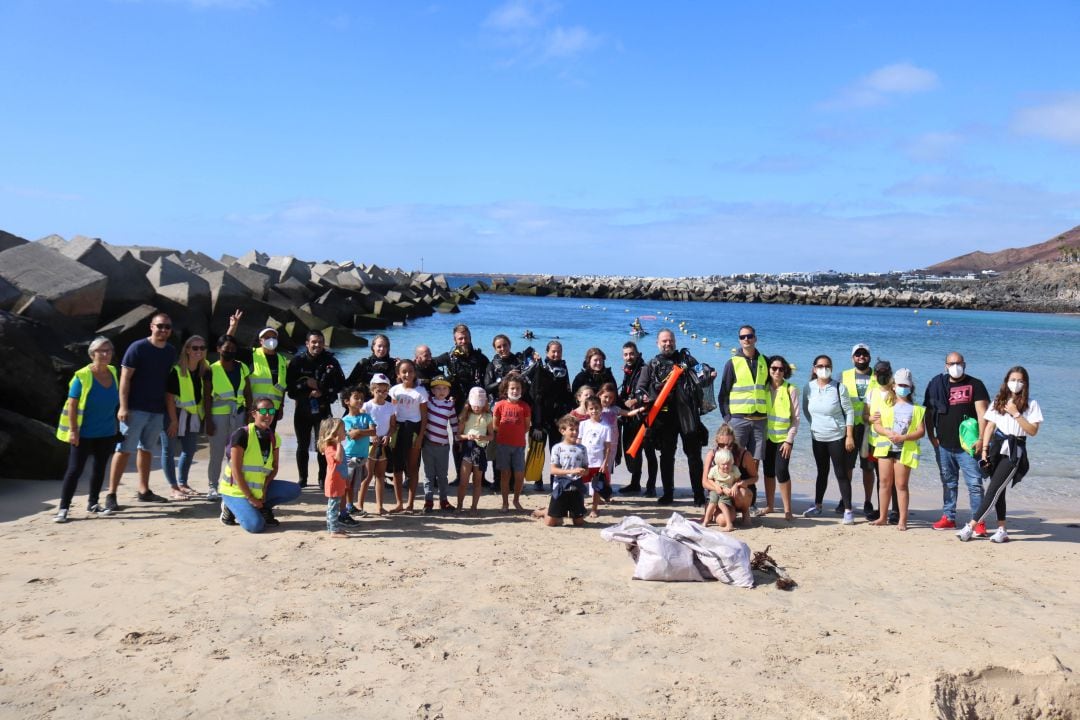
[425,397,459,445]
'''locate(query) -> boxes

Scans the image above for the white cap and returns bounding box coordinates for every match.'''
[851,343,870,356]
[467,386,488,407]
[894,368,913,387]
[370,373,391,387]
[258,327,278,339]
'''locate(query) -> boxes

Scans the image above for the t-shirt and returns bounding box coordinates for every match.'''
[390,383,428,423]
[228,425,274,459]
[708,464,735,492]
[934,377,990,450]
[343,412,375,459]
[323,444,347,497]
[68,373,120,439]
[492,399,530,447]
[550,441,587,480]
[578,418,612,467]
[889,402,915,452]
[121,338,178,414]
[461,411,493,447]
[985,400,1043,441]
[425,396,459,445]
[362,400,396,437]
[165,367,205,403]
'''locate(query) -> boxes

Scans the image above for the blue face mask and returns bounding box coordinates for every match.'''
[896,386,911,398]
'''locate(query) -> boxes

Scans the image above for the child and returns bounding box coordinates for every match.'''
[317,418,352,539]
[492,373,531,512]
[343,386,376,516]
[422,376,459,512]
[390,359,429,512]
[598,381,643,476]
[457,387,493,516]
[534,414,588,527]
[702,448,737,531]
[362,373,399,515]
[578,396,614,518]
[571,385,594,422]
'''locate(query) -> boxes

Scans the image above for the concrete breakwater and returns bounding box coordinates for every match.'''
[0,230,478,478]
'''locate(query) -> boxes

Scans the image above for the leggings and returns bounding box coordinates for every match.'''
[974,455,1022,523]
[764,439,791,484]
[59,437,113,510]
[294,411,328,485]
[622,418,657,487]
[812,437,851,509]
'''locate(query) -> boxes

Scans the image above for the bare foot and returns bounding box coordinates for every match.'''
[869,519,888,527]
[740,514,752,527]
[405,505,415,513]
[897,524,908,531]
[531,509,547,520]
[513,501,525,512]
[763,506,774,514]
[784,512,794,521]
[500,505,510,513]
[468,508,479,517]
[587,511,599,519]
[329,531,351,539]
[376,507,387,516]
[387,505,405,514]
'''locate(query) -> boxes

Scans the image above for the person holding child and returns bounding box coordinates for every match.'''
[701,425,757,527]
[318,418,355,538]
[702,448,738,531]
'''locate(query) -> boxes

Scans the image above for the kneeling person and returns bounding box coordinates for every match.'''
[536,414,588,527]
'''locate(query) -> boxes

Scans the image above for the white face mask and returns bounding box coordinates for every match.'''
[507,390,522,401]
[1007,380,1024,394]
[815,367,832,381]
[947,363,965,380]
[261,338,278,351]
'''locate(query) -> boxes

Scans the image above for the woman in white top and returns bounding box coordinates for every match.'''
[956,366,1042,544]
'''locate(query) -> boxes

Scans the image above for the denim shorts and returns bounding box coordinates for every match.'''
[495,444,525,473]
[117,410,164,454]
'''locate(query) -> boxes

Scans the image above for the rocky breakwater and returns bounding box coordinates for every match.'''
[476,275,980,309]
[0,230,478,478]
[965,262,1080,313]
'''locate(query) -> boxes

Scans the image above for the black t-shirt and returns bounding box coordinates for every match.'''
[229,425,275,459]
[166,367,205,404]
[934,377,989,450]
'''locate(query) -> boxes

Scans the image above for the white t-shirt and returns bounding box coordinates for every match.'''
[362,400,396,436]
[389,383,428,423]
[578,418,612,467]
[985,399,1043,447]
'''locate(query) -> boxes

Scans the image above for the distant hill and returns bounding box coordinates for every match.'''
[924,225,1080,274]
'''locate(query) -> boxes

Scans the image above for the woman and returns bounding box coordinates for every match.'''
[523,340,574,491]
[801,354,856,523]
[162,335,211,499]
[700,423,759,527]
[484,334,532,398]
[206,334,253,500]
[956,366,1042,544]
[763,355,800,520]
[345,334,397,395]
[219,397,302,532]
[869,368,925,531]
[571,347,618,395]
[54,337,120,523]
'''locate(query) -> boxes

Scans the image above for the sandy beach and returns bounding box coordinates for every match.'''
[3,401,1079,719]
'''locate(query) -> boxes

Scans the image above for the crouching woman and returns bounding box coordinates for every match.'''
[220,397,302,532]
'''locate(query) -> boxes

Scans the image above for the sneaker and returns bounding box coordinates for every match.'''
[102,493,120,514]
[53,509,68,523]
[261,507,280,526]
[423,500,434,513]
[353,507,370,518]
[656,495,674,505]
[533,480,544,492]
[642,485,657,498]
[803,505,823,517]
[863,501,875,518]
[205,490,221,501]
[339,514,359,527]
[887,511,900,525]
[973,521,988,538]
[834,500,844,514]
[137,490,168,503]
[932,515,956,530]
[440,501,455,512]
[842,510,855,525]
[87,503,105,514]
[956,524,974,542]
[990,527,1010,544]
[220,504,236,526]
[298,479,308,488]
[619,483,642,495]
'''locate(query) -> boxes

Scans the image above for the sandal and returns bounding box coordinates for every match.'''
[169,490,187,501]
[178,485,198,495]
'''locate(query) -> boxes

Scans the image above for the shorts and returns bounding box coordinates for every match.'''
[460,440,488,472]
[883,449,902,461]
[729,416,765,461]
[845,424,873,471]
[392,420,420,466]
[495,444,525,473]
[117,410,164,454]
[708,489,734,507]
[547,488,586,519]
[583,467,612,500]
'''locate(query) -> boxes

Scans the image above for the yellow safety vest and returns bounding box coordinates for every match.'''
[765,382,794,444]
[729,354,768,415]
[173,366,205,421]
[222,424,279,500]
[250,348,287,409]
[210,361,250,416]
[56,365,119,442]
[873,402,926,469]
[841,368,878,426]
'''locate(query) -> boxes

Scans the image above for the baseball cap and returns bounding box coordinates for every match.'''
[893,368,914,387]
[370,373,391,387]
[851,343,870,356]
[430,375,451,389]
[258,327,278,339]
[467,387,488,407]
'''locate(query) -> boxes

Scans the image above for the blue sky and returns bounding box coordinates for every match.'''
[2,1,1078,275]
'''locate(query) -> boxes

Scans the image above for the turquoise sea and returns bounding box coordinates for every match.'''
[334,292,1078,504]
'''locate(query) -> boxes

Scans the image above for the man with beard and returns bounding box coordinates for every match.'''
[841,343,880,518]
[285,330,345,488]
[618,341,657,496]
[413,344,441,390]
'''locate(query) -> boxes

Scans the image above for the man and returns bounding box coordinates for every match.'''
[285,330,346,488]
[923,351,989,531]
[618,341,657,496]
[841,343,879,518]
[716,324,768,503]
[104,311,178,511]
[413,344,441,390]
[635,329,708,505]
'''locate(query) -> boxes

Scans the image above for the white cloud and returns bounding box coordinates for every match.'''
[542,25,599,59]
[903,131,963,162]
[484,0,557,32]
[823,62,940,109]
[482,0,601,67]
[1014,93,1080,145]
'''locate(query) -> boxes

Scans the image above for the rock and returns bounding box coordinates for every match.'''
[0,408,69,479]
[12,295,89,342]
[0,275,20,312]
[146,255,212,323]
[321,326,368,349]
[96,305,163,357]
[54,236,156,320]
[223,263,272,299]
[0,311,80,424]
[0,242,107,327]
[267,256,312,285]
[0,229,29,252]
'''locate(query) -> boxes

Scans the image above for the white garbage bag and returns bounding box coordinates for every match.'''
[664,513,754,588]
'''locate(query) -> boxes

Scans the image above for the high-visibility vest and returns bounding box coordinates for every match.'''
[221,424,279,500]
[729,354,768,415]
[867,385,889,452]
[250,348,287,409]
[842,368,878,426]
[765,382,794,443]
[210,361,250,416]
[873,402,926,469]
[56,364,119,442]
[173,366,205,421]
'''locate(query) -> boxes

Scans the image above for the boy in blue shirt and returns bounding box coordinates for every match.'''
[343,386,376,517]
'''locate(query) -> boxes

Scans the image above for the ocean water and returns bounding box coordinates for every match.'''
[334,294,1079,503]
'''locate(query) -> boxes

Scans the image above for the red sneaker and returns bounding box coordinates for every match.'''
[932,515,956,530]
[973,521,988,537]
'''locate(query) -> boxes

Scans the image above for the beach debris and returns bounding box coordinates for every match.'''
[750,545,797,590]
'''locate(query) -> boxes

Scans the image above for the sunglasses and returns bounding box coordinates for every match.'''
[154,323,172,330]
[190,346,207,352]
[769,366,785,372]
[739,333,755,340]
[854,351,870,358]
[255,407,277,416]
[716,442,733,449]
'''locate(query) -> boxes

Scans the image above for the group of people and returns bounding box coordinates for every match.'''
[55,312,1042,545]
